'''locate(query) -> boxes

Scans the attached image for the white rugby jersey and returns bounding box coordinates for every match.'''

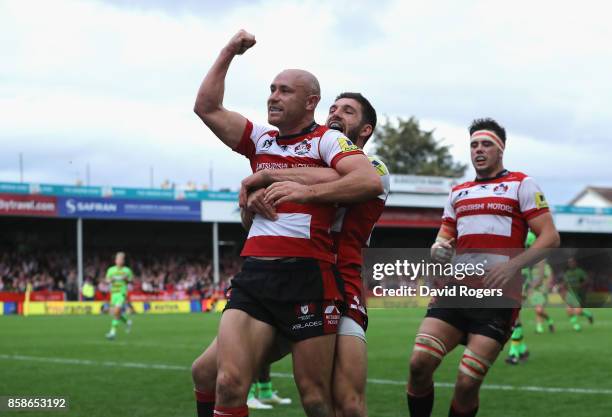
[442,171,550,251]
[234,119,364,262]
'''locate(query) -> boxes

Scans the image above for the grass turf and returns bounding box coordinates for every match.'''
[1,308,611,416]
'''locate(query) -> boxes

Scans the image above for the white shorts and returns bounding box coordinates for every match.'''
[338,316,366,343]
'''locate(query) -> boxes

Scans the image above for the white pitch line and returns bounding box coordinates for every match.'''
[0,354,185,371]
[272,373,612,394]
[81,341,204,349]
[1,354,612,395]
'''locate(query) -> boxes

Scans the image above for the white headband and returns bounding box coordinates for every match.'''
[470,130,505,151]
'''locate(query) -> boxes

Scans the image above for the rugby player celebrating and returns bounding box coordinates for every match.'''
[241,92,389,417]
[191,30,382,417]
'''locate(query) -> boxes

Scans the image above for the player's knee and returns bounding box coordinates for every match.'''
[457,348,491,385]
[191,357,215,390]
[336,394,365,417]
[302,395,332,417]
[410,333,446,380]
[409,352,440,385]
[297,378,331,416]
[454,372,481,400]
[215,368,248,403]
[301,392,329,417]
[191,358,201,383]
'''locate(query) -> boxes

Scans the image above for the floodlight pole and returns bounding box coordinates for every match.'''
[77,217,84,301]
[213,221,219,285]
[19,153,24,183]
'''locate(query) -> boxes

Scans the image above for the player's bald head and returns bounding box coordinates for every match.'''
[276,69,320,97]
[268,69,320,131]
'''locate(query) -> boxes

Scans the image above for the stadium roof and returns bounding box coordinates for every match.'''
[569,186,612,208]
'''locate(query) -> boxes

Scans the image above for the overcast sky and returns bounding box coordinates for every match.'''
[1,0,610,204]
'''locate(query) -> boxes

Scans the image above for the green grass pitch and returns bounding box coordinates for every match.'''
[1,308,611,416]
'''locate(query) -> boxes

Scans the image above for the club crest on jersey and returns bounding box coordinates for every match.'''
[296,303,315,321]
[493,183,509,195]
[293,139,312,156]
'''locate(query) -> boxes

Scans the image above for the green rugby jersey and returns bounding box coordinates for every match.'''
[530,263,552,292]
[563,267,587,289]
[106,265,133,295]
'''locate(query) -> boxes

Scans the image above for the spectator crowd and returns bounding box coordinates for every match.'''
[0,250,241,299]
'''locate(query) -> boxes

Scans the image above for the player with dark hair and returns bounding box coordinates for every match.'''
[244,91,388,417]
[192,91,388,417]
[406,118,560,417]
[191,30,382,417]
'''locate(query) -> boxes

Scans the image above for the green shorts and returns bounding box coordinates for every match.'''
[111,293,127,307]
[528,291,547,307]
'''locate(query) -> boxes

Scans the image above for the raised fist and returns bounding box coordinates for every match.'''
[226,29,256,55]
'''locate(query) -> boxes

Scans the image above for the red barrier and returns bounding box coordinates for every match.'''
[0,292,24,302]
[0,291,65,302]
[30,291,65,301]
[128,290,190,301]
[2,289,197,303]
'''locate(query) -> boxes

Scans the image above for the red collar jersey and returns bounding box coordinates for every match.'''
[442,171,550,251]
[234,120,364,262]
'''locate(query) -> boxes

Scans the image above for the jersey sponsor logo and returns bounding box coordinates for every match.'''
[456,203,485,215]
[256,162,289,170]
[324,304,340,314]
[486,202,513,213]
[337,136,359,153]
[293,140,312,156]
[262,138,274,150]
[369,157,388,176]
[255,162,319,171]
[323,303,341,326]
[292,320,323,330]
[456,201,514,215]
[493,183,509,195]
[535,192,548,209]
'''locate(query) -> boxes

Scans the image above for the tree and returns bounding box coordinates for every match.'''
[371,117,467,177]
